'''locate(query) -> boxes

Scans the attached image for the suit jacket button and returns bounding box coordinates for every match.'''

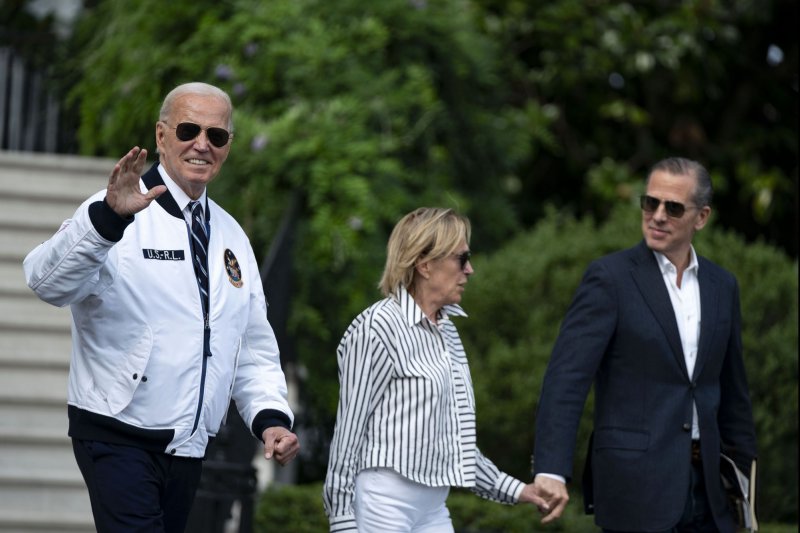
[682,423,691,431]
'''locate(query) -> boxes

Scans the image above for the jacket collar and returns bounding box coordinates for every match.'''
[141,162,211,222]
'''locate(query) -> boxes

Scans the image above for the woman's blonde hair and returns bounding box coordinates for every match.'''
[378,207,471,297]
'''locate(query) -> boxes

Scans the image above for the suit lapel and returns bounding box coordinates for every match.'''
[629,242,688,378]
[694,258,719,379]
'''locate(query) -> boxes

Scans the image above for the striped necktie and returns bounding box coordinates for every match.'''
[189,201,209,327]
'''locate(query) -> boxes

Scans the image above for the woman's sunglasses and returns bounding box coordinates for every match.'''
[453,251,471,270]
[640,195,698,219]
[167,122,232,148]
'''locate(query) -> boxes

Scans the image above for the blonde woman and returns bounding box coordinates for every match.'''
[323,207,547,532]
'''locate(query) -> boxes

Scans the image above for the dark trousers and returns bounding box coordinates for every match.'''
[73,439,203,533]
[603,458,719,533]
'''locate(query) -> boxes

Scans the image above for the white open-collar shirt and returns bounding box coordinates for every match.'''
[654,247,701,439]
[157,163,207,225]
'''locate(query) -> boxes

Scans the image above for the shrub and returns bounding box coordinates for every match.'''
[253,482,596,531]
[255,204,797,529]
[254,483,328,532]
[254,483,796,531]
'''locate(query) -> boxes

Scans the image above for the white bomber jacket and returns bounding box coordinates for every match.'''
[23,163,294,458]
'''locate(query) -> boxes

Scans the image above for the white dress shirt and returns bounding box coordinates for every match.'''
[157,164,207,225]
[654,247,701,439]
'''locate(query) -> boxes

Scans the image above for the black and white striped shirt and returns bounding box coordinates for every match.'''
[323,286,524,531]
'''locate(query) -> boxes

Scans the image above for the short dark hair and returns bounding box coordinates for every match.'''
[647,157,713,207]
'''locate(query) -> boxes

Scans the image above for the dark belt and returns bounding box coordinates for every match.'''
[691,439,702,464]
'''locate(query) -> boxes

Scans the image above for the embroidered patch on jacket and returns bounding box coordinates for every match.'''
[142,249,185,261]
[224,249,243,288]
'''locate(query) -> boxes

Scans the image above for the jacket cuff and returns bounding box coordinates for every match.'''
[88,199,133,242]
[252,408,292,441]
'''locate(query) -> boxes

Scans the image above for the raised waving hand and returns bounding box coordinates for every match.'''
[105,147,166,217]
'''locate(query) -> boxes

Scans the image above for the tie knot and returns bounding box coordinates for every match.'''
[190,200,203,221]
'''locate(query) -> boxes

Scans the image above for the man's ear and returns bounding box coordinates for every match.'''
[155,121,166,154]
[694,205,711,231]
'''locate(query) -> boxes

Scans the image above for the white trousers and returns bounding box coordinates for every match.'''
[354,467,454,533]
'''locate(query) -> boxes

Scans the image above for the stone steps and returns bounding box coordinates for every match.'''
[0,150,110,532]
[0,470,93,533]
[0,328,72,368]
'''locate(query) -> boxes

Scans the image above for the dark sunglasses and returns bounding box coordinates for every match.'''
[453,251,472,270]
[168,122,231,148]
[640,195,698,219]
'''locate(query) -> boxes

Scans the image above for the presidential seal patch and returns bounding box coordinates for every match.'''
[224,249,243,288]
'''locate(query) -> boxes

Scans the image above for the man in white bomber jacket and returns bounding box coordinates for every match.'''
[23,82,298,533]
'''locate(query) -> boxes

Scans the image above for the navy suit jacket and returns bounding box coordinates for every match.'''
[533,241,757,532]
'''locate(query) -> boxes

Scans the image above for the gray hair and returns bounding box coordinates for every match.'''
[159,82,233,131]
[647,157,713,207]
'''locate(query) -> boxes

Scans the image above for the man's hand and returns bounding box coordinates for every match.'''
[261,427,300,466]
[106,147,166,217]
[532,475,569,524]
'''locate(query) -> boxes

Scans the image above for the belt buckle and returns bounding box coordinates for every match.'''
[691,440,701,462]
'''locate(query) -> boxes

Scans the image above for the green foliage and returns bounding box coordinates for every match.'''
[253,483,796,531]
[61,0,796,519]
[460,205,798,522]
[460,206,638,486]
[0,0,59,70]
[66,0,531,480]
[255,209,798,527]
[254,483,328,533]
[253,482,598,532]
[759,526,800,533]
[473,0,798,255]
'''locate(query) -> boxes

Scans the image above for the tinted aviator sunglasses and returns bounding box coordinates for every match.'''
[640,195,698,219]
[167,122,232,148]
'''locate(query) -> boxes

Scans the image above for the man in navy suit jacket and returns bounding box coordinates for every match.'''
[531,157,757,532]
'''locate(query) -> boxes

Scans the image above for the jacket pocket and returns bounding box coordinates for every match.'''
[220,338,242,426]
[105,327,154,415]
[593,427,650,451]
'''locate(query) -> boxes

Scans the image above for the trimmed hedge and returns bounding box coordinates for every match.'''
[255,205,797,529]
[459,205,797,523]
[254,482,596,531]
[254,483,796,532]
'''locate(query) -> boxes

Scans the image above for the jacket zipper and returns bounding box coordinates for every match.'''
[187,217,212,435]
